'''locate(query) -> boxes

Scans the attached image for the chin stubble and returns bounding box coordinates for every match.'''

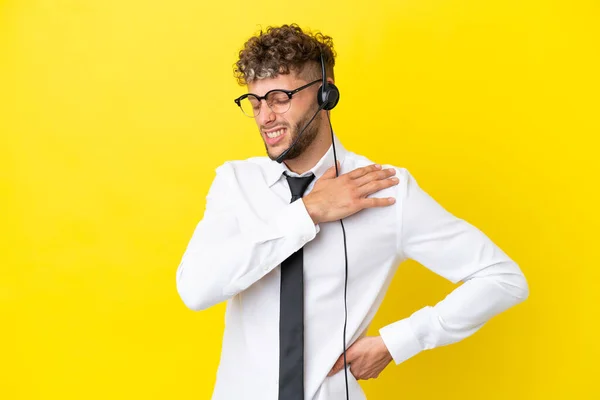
[264,112,321,161]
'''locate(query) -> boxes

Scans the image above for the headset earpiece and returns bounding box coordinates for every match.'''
[318,82,340,110]
[318,49,340,111]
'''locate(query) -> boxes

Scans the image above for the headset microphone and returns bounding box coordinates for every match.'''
[275,101,326,164]
[275,50,340,164]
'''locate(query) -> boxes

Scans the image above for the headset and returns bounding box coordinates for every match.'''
[275,46,351,400]
[274,48,340,164]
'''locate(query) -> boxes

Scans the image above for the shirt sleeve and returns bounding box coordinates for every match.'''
[175,162,320,311]
[379,168,529,365]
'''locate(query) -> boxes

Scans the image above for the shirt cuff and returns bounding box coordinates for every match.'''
[250,197,319,245]
[251,198,319,275]
[270,197,320,244]
[379,317,423,365]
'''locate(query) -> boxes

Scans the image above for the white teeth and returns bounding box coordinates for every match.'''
[267,129,284,138]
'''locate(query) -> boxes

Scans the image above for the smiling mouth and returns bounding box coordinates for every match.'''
[266,128,285,138]
[263,127,288,146]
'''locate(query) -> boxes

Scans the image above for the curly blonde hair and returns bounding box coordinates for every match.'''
[234,23,336,86]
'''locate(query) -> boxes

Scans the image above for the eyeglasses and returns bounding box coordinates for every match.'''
[234,79,321,117]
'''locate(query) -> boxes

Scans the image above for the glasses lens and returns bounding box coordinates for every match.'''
[267,91,291,114]
[239,95,260,117]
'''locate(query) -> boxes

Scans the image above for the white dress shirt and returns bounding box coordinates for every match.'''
[175,133,529,400]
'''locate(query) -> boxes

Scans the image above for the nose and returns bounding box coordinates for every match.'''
[256,100,276,126]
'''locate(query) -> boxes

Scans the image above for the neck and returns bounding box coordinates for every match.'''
[283,117,332,175]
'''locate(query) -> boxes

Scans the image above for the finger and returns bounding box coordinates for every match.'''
[327,363,341,377]
[360,196,396,209]
[346,163,381,180]
[330,354,350,377]
[327,356,341,377]
[331,363,346,377]
[354,167,396,188]
[357,176,399,198]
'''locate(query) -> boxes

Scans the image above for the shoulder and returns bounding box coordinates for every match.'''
[342,151,426,207]
[210,156,276,191]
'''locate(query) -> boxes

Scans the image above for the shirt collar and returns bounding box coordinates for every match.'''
[265,131,348,187]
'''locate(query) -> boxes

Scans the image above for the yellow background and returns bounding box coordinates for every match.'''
[2,0,598,399]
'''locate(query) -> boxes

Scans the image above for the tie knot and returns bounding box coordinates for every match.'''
[284,173,315,202]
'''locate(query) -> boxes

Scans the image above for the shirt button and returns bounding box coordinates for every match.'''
[263,265,269,271]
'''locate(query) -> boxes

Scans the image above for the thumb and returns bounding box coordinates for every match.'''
[321,160,340,180]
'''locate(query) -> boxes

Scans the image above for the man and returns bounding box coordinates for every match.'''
[176,24,529,400]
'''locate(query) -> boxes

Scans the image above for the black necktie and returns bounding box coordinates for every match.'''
[279,172,315,400]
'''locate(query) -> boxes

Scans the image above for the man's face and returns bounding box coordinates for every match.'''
[247,73,321,161]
